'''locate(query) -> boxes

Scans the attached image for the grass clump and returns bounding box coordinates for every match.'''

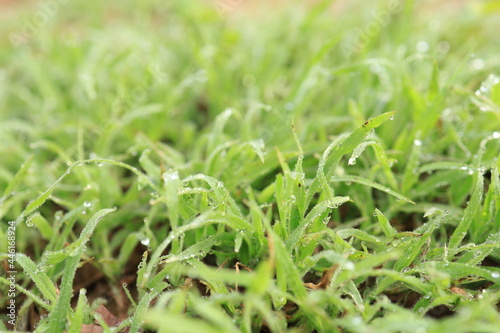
[1,0,500,332]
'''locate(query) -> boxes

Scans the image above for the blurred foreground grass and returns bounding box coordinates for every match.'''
[1,0,500,332]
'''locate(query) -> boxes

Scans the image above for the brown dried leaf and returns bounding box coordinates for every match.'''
[184,277,194,290]
[94,305,121,327]
[80,305,131,333]
[304,265,338,290]
[80,324,104,333]
[450,287,468,296]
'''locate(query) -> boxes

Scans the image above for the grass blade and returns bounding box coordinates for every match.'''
[448,171,484,250]
[330,175,415,204]
[46,208,116,332]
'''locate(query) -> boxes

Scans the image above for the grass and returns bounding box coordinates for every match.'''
[1,0,500,332]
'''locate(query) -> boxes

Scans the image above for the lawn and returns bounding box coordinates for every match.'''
[1,0,500,332]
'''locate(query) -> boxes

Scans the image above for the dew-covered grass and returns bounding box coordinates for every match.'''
[1,0,500,332]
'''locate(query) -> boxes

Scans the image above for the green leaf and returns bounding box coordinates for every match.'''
[67,289,89,333]
[46,208,116,332]
[306,111,396,206]
[424,261,500,284]
[375,208,397,238]
[16,253,57,305]
[2,154,34,199]
[22,166,74,219]
[130,282,168,332]
[286,196,350,250]
[337,228,382,245]
[330,176,415,204]
[449,171,484,250]
[188,294,240,333]
[139,149,161,181]
[273,229,307,302]
[26,212,54,240]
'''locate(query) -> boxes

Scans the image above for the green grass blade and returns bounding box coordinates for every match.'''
[21,166,74,219]
[375,208,397,238]
[331,176,415,204]
[2,154,34,199]
[306,111,396,206]
[130,282,168,332]
[448,171,484,250]
[16,253,57,305]
[46,208,116,332]
[286,196,350,250]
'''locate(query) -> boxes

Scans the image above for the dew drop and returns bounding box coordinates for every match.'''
[471,59,485,71]
[437,41,450,54]
[163,171,180,181]
[491,272,500,279]
[351,316,362,326]
[475,74,500,98]
[141,238,150,246]
[413,139,423,146]
[493,131,500,139]
[344,261,355,271]
[416,41,429,53]
[84,201,92,208]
